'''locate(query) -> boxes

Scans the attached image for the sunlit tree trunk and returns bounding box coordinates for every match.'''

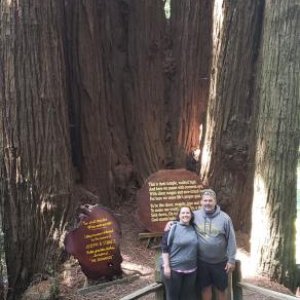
[200,0,264,233]
[168,0,213,169]
[251,0,300,289]
[0,1,73,298]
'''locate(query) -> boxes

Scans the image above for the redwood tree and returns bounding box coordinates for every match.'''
[0,1,73,298]
[251,0,300,289]
[199,0,299,288]
[1,0,299,297]
[200,0,264,233]
[126,0,168,180]
[65,0,213,197]
[65,0,169,207]
[64,0,213,208]
[65,0,129,207]
[169,0,213,169]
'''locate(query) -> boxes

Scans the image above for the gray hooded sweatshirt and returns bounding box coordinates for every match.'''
[194,205,236,264]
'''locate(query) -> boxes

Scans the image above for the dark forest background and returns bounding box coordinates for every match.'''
[0,0,299,299]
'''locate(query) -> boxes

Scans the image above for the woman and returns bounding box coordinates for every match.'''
[161,206,198,300]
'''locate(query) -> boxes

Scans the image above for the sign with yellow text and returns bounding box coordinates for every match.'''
[137,169,202,232]
[64,205,122,279]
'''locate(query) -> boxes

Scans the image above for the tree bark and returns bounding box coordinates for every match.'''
[65,0,214,207]
[200,0,264,233]
[65,0,136,206]
[169,0,213,169]
[1,0,298,295]
[251,0,300,289]
[126,0,168,181]
[0,1,73,298]
[65,0,168,206]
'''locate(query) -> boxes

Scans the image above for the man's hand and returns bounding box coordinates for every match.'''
[225,262,235,273]
[164,221,174,231]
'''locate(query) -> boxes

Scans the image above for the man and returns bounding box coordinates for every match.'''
[194,189,236,300]
[165,188,236,300]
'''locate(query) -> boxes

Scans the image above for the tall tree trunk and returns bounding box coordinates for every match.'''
[251,0,300,289]
[0,1,73,298]
[169,0,213,169]
[65,0,135,206]
[200,0,264,233]
[126,0,167,181]
[65,0,168,206]
[65,0,214,207]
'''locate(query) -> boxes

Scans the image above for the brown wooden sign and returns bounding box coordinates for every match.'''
[137,169,202,232]
[64,204,122,280]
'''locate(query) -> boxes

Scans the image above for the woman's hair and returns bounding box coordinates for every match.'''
[176,206,194,224]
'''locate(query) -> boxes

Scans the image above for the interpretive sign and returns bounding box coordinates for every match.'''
[64,204,122,280]
[137,169,202,232]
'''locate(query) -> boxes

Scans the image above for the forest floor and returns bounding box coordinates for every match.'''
[22,199,296,300]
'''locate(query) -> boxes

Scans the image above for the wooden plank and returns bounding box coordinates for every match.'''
[120,282,164,300]
[138,232,163,239]
[232,260,243,300]
[227,272,233,300]
[155,286,165,300]
[78,274,140,295]
[238,282,298,300]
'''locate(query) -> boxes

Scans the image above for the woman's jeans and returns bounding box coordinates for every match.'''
[162,269,197,300]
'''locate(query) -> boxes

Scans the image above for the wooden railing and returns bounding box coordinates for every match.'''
[231,261,299,300]
[237,282,298,300]
[120,260,300,300]
[120,282,164,300]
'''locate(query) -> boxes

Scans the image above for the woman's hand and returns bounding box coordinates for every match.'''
[163,265,171,278]
[164,221,174,231]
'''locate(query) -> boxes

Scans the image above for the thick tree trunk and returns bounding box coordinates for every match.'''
[126,0,168,181]
[251,0,300,289]
[0,1,73,298]
[1,0,298,296]
[65,0,120,207]
[65,0,170,207]
[169,0,213,169]
[200,0,264,233]
[65,0,214,208]
[65,0,137,206]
